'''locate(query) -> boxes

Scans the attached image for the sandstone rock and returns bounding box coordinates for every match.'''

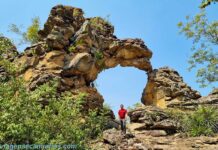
[63,53,94,75]
[99,128,148,150]
[13,5,153,111]
[142,67,201,109]
[136,130,167,137]
[1,5,204,112]
[103,128,123,145]
[72,86,104,110]
[39,5,85,39]
[128,123,147,131]
[37,50,65,70]
[198,88,218,107]
[128,105,180,134]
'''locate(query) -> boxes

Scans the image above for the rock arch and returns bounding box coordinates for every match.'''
[13,5,152,110]
[13,5,201,110]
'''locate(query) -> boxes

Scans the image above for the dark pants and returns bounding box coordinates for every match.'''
[120,119,126,133]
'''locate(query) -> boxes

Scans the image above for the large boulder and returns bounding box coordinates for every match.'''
[142,67,201,109]
[128,105,180,135]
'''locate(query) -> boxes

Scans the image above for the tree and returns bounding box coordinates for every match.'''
[178,2,218,87]
[200,0,218,8]
[9,17,40,45]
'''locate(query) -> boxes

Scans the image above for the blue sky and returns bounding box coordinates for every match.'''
[0,0,217,113]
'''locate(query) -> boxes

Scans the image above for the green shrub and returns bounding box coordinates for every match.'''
[68,45,76,52]
[68,39,86,53]
[127,102,144,111]
[94,50,103,60]
[90,17,112,31]
[0,77,109,149]
[182,106,218,136]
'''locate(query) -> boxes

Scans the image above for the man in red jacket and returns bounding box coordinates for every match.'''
[118,104,127,134]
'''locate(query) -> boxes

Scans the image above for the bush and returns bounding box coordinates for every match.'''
[182,106,218,136]
[9,17,40,45]
[0,77,109,149]
[127,102,144,111]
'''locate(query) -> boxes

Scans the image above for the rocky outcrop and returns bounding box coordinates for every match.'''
[2,5,210,111]
[128,105,180,135]
[13,5,152,110]
[142,67,201,109]
[94,105,218,150]
[91,125,218,150]
[198,88,218,107]
[91,128,148,150]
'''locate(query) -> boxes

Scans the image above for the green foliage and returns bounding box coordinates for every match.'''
[90,17,112,31]
[94,50,104,60]
[127,102,144,111]
[94,49,105,70]
[0,59,17,76]
[73,8,84,17]
[200,0,218,8]
[83,106,110,141]
[9,17,40,45]
[68,39,86,53]
[26,17,40,44]
[68,45,76,52]
[0,37,14,55]
[182,106,218,136]
[0,76,109,149]
[103,14,112,26]
[178,9,218,87]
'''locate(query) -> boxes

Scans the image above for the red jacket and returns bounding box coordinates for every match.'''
[118,108,127,119]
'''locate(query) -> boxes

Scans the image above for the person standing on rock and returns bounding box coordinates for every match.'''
[118,104,128,134]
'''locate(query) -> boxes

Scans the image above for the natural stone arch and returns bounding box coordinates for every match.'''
[12,5,201,110]
[13,5,152,110]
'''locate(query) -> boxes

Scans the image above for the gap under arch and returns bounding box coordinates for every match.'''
[94,65,147,116]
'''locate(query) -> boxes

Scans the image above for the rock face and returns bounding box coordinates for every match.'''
[198,88,218,107]
[142,67,201,109]
[91,128,148,150]
[92,104,218,149]
[13,5,152,110]
[128,105,180,135]
[91,123,218,150]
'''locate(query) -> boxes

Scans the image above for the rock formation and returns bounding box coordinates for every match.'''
[13,5,152,110]
[2,5,215,111]
[128,105,180,135]
[198,88,218,107]
[1,4,218,150]
[92,105,218,150]
[142,67,201,109]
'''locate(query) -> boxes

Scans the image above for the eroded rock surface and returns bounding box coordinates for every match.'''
[14,5,153,110]
[91,126,218,150]
[142,67,201,109]
[198,88,218,107]
[128,105,180,135]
